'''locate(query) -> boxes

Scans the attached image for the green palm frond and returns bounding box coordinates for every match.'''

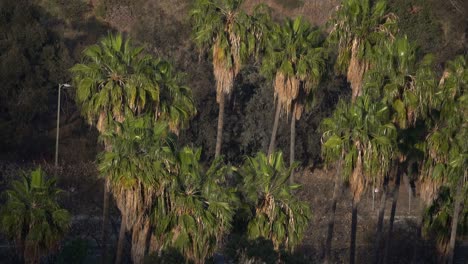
[71,34,195,134]
[239,151,311,251]
[150,147,237,264]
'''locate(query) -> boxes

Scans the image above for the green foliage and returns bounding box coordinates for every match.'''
[423,186,468,246]
[0,167,71,263]
[152,147,238,264]
[321,96,397,186]
[71,33,195,133]
[421,55,467,185]
[239,152,311,251]
[98,116,176,186]
[99,113,237,263]
[261,16,325,114]
[329,0,398,74]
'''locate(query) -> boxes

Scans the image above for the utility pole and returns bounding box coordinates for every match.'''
[55,83,71,174]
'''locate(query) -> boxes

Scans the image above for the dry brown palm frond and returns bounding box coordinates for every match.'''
[229,31,241,76]
[294,103,303,120]
[213,40,235,103]
[419,176,443,205]
[97,111,107,133]
[112,180,156,263]
[274,72,300,116]
[347,38,369,102]
[438,70,450,87]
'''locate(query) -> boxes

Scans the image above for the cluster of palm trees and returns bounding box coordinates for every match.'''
[1,0,465,263]
[321,1,466,263]
[68,20,312,262]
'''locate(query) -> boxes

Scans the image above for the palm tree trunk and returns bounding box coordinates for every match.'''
[324,161,343,264]
[383,171,401,264]
[289,106,296,184]
[101,179,110,264]
[350,199,359,264]
[373,184,388,264]
[403,173,412,214]
[115,212,126,264]
[268,99,281,156]
[447,176,464,264]
[215,92,225,158]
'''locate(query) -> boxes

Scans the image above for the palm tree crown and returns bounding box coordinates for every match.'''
[240,151,311,251]
[71,34,195,133]
[0,168,71,263]
[262,16,325,119]
[329,0,397,100]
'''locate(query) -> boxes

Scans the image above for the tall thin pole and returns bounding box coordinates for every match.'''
[55,84,62,171]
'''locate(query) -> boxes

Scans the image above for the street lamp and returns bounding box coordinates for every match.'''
[55,83,72,171]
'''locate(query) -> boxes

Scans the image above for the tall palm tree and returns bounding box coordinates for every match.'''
[261,17,325,181]
[98,116,175,264]
[362,36,417,263]
[0,167,71,264]
[191,0,269,157]
[239,151,311,251]
[100,118,237,264]
[71,34,157,262]
[321,95,397,264]
[71,34,195,263]
[420,55,467,263]
[329,0,397,101]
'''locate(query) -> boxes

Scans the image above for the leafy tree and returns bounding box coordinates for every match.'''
[239,151,311,251]
[0,167,71,263]
[329,0,397,101]
[261,16,325,182]
[191,0,269,157]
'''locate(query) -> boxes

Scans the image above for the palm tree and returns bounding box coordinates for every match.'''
[329,0,397,101]
[362,36,417,263]
[239,151,311,251]
[191,0,269,157]
[261,17,325,181]
[321,95,397,264]
[146,59,197,134]
[420,55,467,263]
[72,34,195,263]
[153,147,238,264]
[0,167,71,264]
[71,33,158,262]
[98,116,176,264]
[100,118,237,264]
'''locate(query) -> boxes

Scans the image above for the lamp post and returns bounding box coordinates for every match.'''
[55,83,71,171]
